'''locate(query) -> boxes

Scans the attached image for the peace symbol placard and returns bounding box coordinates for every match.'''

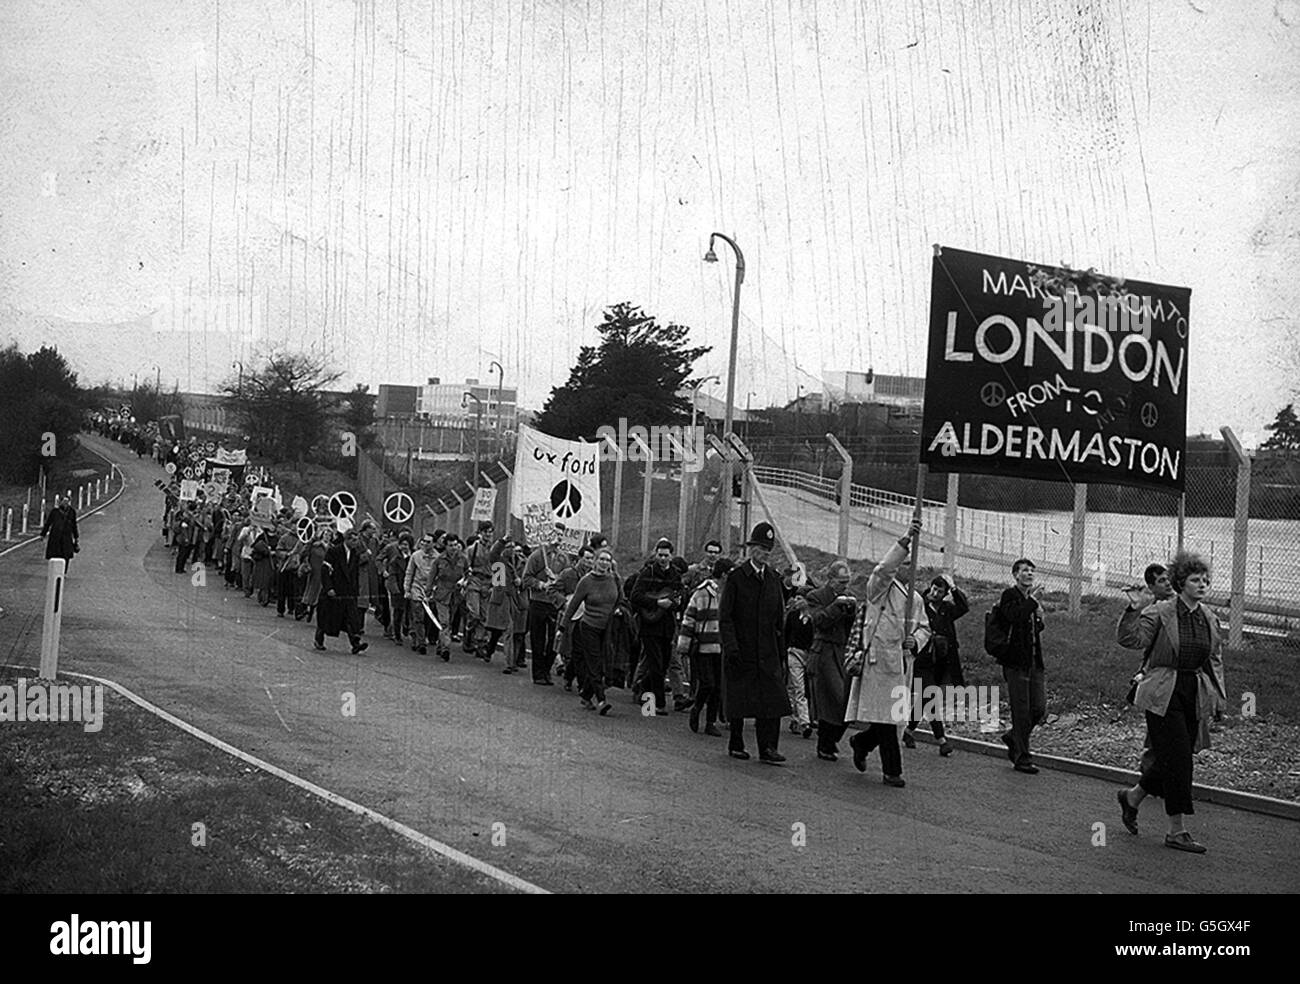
[311,494,330,515]
[296,516,314,538]
[384,492,414,524]
[328,490,357,519]
[164,462,176,475]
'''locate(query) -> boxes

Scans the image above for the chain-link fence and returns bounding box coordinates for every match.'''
[749,433,1300,655]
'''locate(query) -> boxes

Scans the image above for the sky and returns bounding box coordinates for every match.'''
[1,0,1298,441]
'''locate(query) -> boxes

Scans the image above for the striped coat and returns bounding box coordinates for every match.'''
[677,579,722,656]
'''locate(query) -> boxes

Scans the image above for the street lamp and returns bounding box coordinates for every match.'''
[746,391,757,441]
[690,374,720,438]
[489,360,505,452]
[232,360,244,398]
[704,232,745,553]
[796,383,805,439]
[462,391,484,487]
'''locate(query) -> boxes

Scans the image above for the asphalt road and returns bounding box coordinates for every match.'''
[1,435,1296,893]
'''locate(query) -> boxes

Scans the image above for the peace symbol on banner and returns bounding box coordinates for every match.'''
[245,473,257,487]
[310,493,331,516]
[182,466,195,479]
[328,490,358,520]
[164,462,176,475]
[296,516,314,538]
[384,492,414,524]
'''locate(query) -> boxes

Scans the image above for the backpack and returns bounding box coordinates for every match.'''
[983,608,1012,664]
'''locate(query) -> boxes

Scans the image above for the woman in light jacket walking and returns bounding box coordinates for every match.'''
[1115,551,1227,853]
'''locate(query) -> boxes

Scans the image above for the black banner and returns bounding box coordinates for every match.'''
[920,246,1190,493]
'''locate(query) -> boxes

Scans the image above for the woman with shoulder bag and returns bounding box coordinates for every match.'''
[1114,551,1227,853]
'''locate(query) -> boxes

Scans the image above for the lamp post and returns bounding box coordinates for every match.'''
[796,383,805,440]
[232,360,244,398]
[153,364,161,395]
[489,360,504,455]
[463,391,484,487]
[704,232,744,554]
[745,391,756,442]
[690,374,720,438]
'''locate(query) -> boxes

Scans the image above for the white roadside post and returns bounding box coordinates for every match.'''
[4,508,11,541]
[39,559,68,680]
[22,502,30,535]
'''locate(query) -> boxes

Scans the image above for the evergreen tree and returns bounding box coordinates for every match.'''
[534,302,710,439]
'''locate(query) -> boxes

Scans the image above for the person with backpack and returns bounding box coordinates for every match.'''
[989,559,1047,774]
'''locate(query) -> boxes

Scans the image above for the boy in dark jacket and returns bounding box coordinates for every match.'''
[993,559,1046,774]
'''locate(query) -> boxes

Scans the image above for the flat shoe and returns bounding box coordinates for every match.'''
[882,775,906,788]
[902,730,916,749]
[1014,762,1040,774]
[728,749,750,760]
[1164,832,1206,854]
[938,741,954,757]
[759,749,786,765]
[817,750,838,762]
[1117,790,1140,835]
[703,723,723,737]
[598,701,612,716]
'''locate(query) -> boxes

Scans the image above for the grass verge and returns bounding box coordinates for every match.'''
[0,667,512,892]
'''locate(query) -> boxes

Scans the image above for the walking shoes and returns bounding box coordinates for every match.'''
[1117,790,1140,835]
[1165,831,1207,854]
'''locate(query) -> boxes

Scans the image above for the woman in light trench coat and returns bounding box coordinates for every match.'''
[844,519,930,787]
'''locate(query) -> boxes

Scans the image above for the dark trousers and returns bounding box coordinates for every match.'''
[851,723,903,777]
[528,602,558,680]
[637,633,674,710]
[388,592,407,641]
[315,624,362,649]
[573,622,607,703]
[1140,671,1199,816]
[817,720,848,755]
[1002,664,1047,766]
[729,717,780,754]
[693,653,722,725]
[276,569,299,616]
[174,543,191,573]
[907,663,947,740]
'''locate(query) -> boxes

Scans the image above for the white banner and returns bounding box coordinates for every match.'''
[210,448,248,466]
[209,467,231,492]
[179,479,199,502]
[510,425,602,532]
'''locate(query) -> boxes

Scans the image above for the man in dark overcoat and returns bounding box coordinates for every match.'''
[719,522,792,763]
[314,527,370,655]
[40,495,80,567]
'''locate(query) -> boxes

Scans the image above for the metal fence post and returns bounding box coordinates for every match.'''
[1221,427,1249,648]
[944,472,960,578]
[611,439,625,550]
[1068,483,1088,618]
[634,435,654,557]
[463,481,477,540]
[826,434,852,558]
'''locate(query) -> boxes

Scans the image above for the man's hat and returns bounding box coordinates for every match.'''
[745,522,776,549]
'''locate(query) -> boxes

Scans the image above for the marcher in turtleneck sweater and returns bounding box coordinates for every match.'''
[561,548,621,713]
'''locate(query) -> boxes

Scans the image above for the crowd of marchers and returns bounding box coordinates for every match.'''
[148,455,1227,855]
